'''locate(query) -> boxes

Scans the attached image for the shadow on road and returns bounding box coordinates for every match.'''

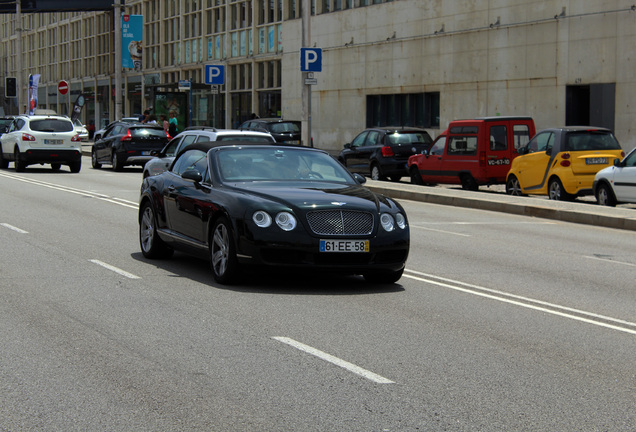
[131,251,406,295]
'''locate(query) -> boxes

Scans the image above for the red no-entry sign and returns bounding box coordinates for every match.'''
[58,80,69,95]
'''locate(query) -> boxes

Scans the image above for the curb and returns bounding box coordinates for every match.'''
[364,180,636,232]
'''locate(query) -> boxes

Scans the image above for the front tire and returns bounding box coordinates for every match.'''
[506,175,525,196]
[91,149,102,169]
[596,183,617,207]
[409,166,424,185]
[210,217,240,284]
[139,202,174,259]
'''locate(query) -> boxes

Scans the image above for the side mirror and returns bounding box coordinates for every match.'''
[182,169,203,183]
[344,143,351,149]
[614,158,621,167]
[545,148,552,156]
[353,173,366,184]
[518,146,528,155]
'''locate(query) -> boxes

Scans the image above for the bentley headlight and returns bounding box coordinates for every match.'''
[275,212,297,231]
[253,210,272,228]
[380,213,395,232]
[396,213,406,229]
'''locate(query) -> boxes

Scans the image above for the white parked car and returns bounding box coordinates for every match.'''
[593,147,636,206]
[142,127,276,178]
[73,119,89,142]
[0,114,82,172]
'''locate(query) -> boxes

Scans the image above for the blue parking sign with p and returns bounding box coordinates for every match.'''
[205,65,225,85]
[300,48,322,72]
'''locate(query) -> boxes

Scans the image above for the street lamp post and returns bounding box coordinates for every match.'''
[114,0,123,120]
[301,0,312,147]
[16,0,23,113]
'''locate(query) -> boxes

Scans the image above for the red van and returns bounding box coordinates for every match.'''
[408,116,536,190]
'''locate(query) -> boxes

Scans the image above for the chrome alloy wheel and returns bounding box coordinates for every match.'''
[211,222,230,277]
[140,205,156,254]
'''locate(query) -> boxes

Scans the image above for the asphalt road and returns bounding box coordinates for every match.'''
[1,158,635,431]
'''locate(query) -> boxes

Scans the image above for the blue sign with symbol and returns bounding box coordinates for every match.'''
[205,65,225,85]
[300,48,322,72]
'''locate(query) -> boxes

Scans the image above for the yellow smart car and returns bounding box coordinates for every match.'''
[506,127,624,200]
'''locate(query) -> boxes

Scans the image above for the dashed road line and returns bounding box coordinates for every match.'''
[0,223,28,234]
[272,336,395,384]
[89,259,141,279]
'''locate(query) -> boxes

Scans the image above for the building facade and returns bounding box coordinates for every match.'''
[1,0,635,152]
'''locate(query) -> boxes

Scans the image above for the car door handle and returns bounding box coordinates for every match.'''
[167,186,175,192]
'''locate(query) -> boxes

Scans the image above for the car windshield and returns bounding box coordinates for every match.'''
[30,119,74,132]
[565,131,621,151]
[0,119,13,128]
[386,132,432,145]
[216,135,274,143]
[217,147,355,183]
[269,122,301,133]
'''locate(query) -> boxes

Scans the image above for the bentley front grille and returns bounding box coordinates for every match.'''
[306,210,374,236]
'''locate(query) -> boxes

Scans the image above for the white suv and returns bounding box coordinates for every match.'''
[0,114,82,173]
[142,127,275,178]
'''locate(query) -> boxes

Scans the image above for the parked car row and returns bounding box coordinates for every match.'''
[397,116,634,207]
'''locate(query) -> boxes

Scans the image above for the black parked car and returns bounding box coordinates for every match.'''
[139,141,410,284]
[92,122,169,171]
[239,118,302,144]
[338,127,433,181]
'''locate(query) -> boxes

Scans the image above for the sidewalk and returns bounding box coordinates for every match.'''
[80,142,636,231]
[364,179,636,232]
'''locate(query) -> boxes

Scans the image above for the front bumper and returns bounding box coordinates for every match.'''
[236,229,410,274]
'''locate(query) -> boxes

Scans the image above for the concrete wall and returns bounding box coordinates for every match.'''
[282,0,636,153]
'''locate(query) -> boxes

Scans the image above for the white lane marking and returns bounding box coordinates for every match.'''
[0,223,28,234]
[411,225,471,237]
[427,221,556,225]
[0,172,138,209]
[89,259,141,279]
[404,269,636,336]
[584,255,636,268]
[272,336,395,384]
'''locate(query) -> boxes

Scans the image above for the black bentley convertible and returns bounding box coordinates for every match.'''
[139,141,410,284]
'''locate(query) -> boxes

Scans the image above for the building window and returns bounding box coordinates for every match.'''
[366,92,440,128]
